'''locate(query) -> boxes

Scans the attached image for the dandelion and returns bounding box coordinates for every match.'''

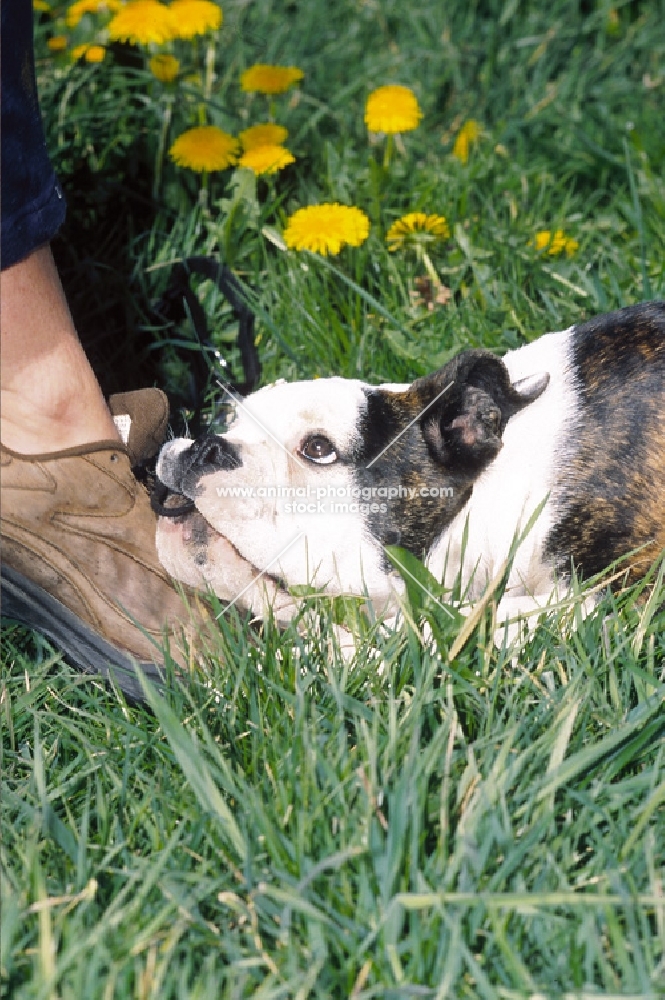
[283,204,370,256]
[169,125,239,171]
[386,212,449,288]
[169,0,221,39]
[34,0,52,12]
[452,119,481,163]
[66,0,121,28]
[237,124,293,176]
[239,123,288,151]
[150,53,180,82]
[240,64,304,95]
[365,85,422,134]
[47,35,68,51]
[238,145,295,175]
[85,44,106,61]
[532,229,579,257]
[386,212,450,251]
[108,0,175,45]
[71,42,106,61]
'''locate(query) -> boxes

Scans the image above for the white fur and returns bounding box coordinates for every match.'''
[158,378,396,616]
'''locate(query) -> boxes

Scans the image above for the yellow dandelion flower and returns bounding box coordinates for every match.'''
[452,119,481,163]
[532,229,579,257]
[283,203,370,256]
[71,42,106,61]
[86,44,106,61]
[168,0,221,39]
[66,0,121,28]
[386,212,450,252]
[150,53,180,82]
[34,0,51,12]
[240,64,304,95]
[169,126,239,172]
[365,85,422,134]
[239,123,288,151]
[108,0,175,45]
[47,35,68,51]
[238,144,295,175]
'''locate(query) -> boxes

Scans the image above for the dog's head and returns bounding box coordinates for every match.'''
[155,349,549,618]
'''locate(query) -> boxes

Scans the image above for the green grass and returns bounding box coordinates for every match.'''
[2,0,665,995]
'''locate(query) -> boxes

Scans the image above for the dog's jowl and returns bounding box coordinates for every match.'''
[155,302,665,629]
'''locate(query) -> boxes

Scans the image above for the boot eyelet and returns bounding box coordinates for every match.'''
[110,453,119,463]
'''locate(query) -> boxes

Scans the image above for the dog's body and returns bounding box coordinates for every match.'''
[155,303,665,631]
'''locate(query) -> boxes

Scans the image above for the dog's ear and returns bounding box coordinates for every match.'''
[414,350,549,470]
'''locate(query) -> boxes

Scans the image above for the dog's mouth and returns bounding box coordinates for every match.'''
[151,478,196,518]
[152,476,290,604]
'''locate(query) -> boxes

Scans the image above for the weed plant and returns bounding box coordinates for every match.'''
[2,0,665,996]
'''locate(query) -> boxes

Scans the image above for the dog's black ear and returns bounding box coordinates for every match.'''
[414,349,549,470]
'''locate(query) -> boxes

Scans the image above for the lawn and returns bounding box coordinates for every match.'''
[2,0,665,996]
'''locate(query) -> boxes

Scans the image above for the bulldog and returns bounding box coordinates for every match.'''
[154,302,665,637]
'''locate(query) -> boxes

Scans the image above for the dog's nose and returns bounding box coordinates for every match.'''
[187,435,242,473]
[156,434,243,501]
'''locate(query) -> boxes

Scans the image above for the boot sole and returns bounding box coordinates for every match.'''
[1,564,166,702]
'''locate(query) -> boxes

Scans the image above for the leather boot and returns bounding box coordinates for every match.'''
[1,389,211,701]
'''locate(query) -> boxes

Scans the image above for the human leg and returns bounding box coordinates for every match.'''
[0,0,118,452]
[1,2,211,697]
[1,244,120,453]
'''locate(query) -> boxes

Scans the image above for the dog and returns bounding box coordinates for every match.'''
[154,302,665,639]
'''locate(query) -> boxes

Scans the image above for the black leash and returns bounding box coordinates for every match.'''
[150,479,196,518]
[148,255,260,516]
[151,255,260,437]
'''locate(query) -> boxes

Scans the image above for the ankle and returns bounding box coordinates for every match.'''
[1,381,120,454]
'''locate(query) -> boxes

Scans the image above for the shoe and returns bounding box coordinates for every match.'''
[1,389,209,701]
[107,386,170,467]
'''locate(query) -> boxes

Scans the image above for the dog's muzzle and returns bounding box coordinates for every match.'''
[152,435,242,518]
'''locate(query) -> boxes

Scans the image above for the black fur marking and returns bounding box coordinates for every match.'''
[188,512,210,566]
[416,350,548,470]
[350,348,544,562]
[352,388,473,559]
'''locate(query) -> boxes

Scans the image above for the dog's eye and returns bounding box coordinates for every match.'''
[299,434,338,465]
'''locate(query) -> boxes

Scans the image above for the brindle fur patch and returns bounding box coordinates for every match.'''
[352,388,474,556]
[351,350,546,558]
[546,301,665,582]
